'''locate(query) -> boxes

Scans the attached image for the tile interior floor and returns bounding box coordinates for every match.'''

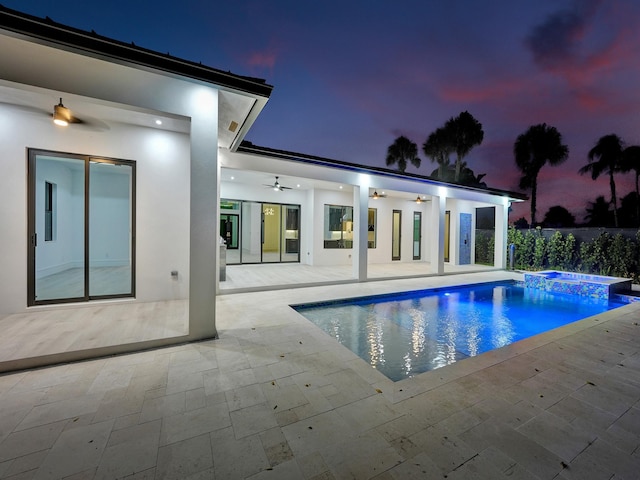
[1,270,639,479]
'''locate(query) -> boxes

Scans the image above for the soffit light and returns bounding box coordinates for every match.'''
[53,98,71,126]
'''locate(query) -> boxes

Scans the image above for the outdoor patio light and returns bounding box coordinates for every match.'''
[415,196,422,204]
[53,98,71,126]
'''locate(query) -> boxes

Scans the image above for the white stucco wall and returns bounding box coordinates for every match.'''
[0,104,190,314]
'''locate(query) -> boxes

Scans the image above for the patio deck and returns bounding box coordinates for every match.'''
[0,270,639,478]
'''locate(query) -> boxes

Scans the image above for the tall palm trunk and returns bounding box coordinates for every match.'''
[636,173,640,227]
[610,171,618,227]
[530,176,538,227]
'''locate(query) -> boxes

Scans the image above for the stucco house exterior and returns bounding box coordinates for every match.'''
[0,6,523,371]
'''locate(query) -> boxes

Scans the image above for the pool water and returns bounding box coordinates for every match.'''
[293,281,625,381]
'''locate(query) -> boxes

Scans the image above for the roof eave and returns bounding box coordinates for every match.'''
[0,5,273,98]
[238,141,527,201]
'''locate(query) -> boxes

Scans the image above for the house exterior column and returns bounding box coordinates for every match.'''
[431,194,446,274]
[494,201,508,269]
[353,183,369,281]
[188,89,219,339]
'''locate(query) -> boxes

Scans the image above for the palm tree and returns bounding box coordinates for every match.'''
[579,134,624,227]
[423,127,453,179]
[542,205,575,227]
[621,145,640,226]
[385,136,420,173]
[584,195,613,226]
[514,123,569,227]
[444,111,484,182]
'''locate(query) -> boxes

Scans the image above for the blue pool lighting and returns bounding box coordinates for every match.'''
[293,281,625,381]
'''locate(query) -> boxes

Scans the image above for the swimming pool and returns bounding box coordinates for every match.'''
[293,281,626,381]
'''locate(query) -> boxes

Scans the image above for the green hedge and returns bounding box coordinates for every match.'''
[507,227,639,283]
[475,231,495,266]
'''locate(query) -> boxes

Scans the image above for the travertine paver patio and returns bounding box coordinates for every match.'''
[0,271,639,479]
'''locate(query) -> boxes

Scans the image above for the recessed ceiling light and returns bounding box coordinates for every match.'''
[296,184,300,188]
[339,185,343,189]
[155,119,162,125]
[230,176,235,180]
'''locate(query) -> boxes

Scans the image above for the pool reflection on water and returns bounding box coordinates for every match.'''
[293,281,624,381]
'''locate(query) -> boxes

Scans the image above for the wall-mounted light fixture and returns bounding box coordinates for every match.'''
[53,98,71,126]
[415,196,422,204]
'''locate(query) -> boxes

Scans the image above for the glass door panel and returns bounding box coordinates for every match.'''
[32,154,86,303]
[281,205,300,262]
[392,210,401,261]
[241,202,261,263]
[220,213,240,264]
[89,161,134,297]
[29,150,136,306]
[413,212,422,260]
[262,203,281,263]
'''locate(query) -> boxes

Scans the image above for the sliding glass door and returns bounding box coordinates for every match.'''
[28,149,135,305]
[261,203,281,263]
[229,199,300,264]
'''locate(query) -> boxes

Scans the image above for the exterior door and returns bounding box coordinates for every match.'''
[392,210,401,261]
[28,149,135,305]
[261,203,281,263]
[281,206,300,262]
[413,212,422,260]
[459,213,472,265]
[220,214,239,249]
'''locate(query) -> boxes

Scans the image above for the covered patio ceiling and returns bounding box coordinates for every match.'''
[220,166,435,202]
[0,80,256,149]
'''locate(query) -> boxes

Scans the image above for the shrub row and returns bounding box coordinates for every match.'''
[507,227,640,283]
[475,230,495,266]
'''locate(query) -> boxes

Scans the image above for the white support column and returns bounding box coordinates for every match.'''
[431,194,446,275]
[494,201,508,269]
[188,89,219,339]
[353,183,369,281]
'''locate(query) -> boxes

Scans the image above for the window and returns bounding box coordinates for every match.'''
[392,210,401,260]
[324,205,353,248]
[368,208,376,248]
[44,181,56,242]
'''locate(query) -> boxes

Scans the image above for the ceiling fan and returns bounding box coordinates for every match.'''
[264,176,292,191]
[369,190,387,200]
[1,97,109,131]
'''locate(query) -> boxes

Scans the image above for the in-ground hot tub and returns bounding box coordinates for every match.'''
[524,271,632,300]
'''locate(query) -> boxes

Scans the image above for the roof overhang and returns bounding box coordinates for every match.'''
[236,142,527,203]
[0,5,273,149]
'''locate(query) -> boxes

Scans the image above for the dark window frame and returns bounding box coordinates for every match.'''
[27,148,136,306]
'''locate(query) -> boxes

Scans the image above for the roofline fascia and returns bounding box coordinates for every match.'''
[0,4,273,98]
[237,142,527,201]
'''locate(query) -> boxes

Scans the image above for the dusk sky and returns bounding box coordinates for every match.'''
[6,0,640,222]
